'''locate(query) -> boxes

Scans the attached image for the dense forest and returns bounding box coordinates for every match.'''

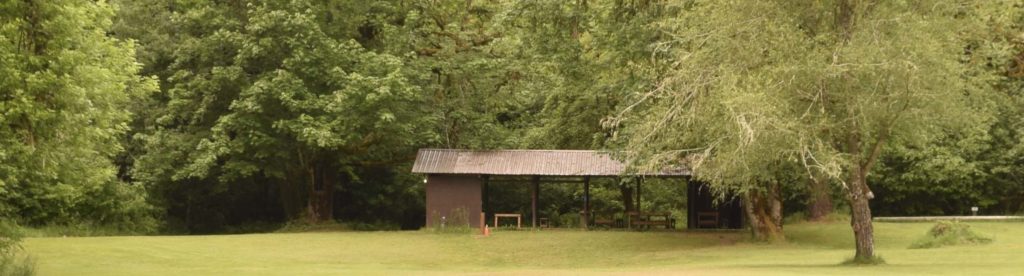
[2,0,1024,262]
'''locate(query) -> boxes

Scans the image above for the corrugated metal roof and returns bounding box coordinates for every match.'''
[411,149,690,176]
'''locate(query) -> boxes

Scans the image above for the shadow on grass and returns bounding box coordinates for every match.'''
[841,255,886,265]
[737,264,846,269]
[737,262,900,269]
[478,229,748,257]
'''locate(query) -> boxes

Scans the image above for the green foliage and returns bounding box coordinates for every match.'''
[18,222,153,238]
[614,0,992,187]
[0,0,158,230]
[0,221,21,259]
[120,0,438,230]
[610,0,1014,257]
[870,3,1024,216]
[909,221,993,249]
[8,0,1018,235]
[472,1,687,231]
[274,220,398,233]
[500,0,666,150]
[0,221,34,276]
[0,255,33,276]
[375,0,530,149]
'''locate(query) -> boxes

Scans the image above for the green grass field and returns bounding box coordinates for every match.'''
[22,221,1024,275]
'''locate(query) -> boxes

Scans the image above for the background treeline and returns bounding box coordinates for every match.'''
[1,0,1022,234]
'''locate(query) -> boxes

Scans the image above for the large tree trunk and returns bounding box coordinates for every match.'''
[844,126,882,262]
[620,185,635,213]
[834,0,881,263]
[743,182,784,242]
[280,157,335,223]
[848,168,875,261]
[306,162,335,223]
[807,176,834,221]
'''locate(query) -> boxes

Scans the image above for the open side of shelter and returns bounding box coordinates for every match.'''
[412,148,743,230]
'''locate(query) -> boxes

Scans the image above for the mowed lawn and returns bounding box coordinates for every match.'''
[22,221,1024,275]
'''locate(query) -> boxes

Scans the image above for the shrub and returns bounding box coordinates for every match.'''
[275,220,349,233]
[20,219,157,237]
[557,212,581,228]
[0,221,35,276]
[909,220,993,249]
[2,180,158,237]
[77,182,160,234]
[425,208,472,234]
[344,221,401,231]
[274,220,401,233]
[783,211,807,224]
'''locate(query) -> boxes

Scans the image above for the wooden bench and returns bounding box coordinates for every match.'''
[634,220,670,226]
[697,211,719,228]
[593,217,617,228]
[493,213,522,229]
[628,212,674,229]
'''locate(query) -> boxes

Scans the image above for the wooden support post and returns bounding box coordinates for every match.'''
[583,176,591,228]
[531,175,539,228]
[636,177,642,213]
[686,177,696,229]
[619,177,631,229]
[482,175,490,227]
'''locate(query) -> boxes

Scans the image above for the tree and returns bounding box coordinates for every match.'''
[0,0,157,230]
[373,0,529,149]
[871,2,1024,217]
[496,0,668,151]
[132,0,435,224]
[613,0,1001,260]
[491,1,677,216]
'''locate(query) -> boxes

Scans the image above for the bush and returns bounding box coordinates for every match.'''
[557,212,581,228]
[0,221,34,276]
[2,180,158,236]
[909,220,993,249]
[343,221,401,231]
[21,220,157,238]
[77,182,160,234]
[222,221,282,234]
[21,223,130,237]
[274,220,401,233]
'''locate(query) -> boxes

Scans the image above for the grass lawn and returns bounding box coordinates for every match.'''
[22,221,1024,275]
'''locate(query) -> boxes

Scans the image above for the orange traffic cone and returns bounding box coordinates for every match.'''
[483,225,491,236]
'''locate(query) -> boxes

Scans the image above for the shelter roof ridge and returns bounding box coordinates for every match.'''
[411,148,689,177]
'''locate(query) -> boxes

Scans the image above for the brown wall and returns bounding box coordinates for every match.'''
[425,174,483,228]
